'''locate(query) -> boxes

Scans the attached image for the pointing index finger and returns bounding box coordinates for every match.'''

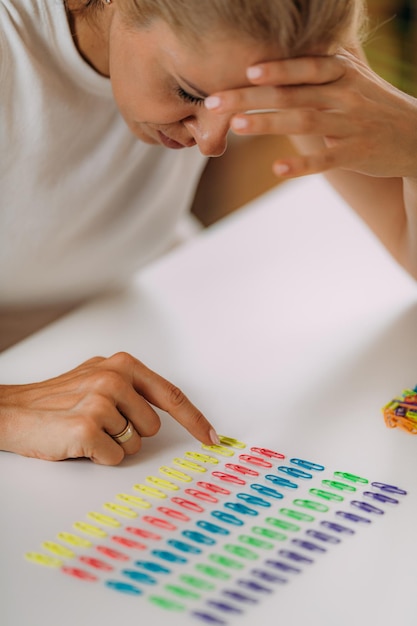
[132,359,220,446]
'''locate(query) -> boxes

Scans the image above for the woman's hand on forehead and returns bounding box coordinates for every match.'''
[204,49,417,180]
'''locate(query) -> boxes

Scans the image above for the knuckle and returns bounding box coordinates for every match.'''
[297,110,317,134]
[166,383,187,408]
[108,351,135,369]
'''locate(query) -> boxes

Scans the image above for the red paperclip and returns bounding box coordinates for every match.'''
[142,516,177,531]
[196,481,231,495]
[171,497,205,513]
[239,454,273,468]
[111,536,146,550]
[185,488,218,503]
[250,447,285,459]
[225,463,259,476]
[157,506,190,521]
[125,527,162,540]
[212,471,246,485]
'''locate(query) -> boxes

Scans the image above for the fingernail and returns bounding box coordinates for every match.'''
[204,96,221,110]
[209,429,221,445]
[247,66,263,80]
[274,163,290,176]
[231,117,248,130]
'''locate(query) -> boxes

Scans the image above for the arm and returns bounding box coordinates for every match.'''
[205,49,417,278]
[0,352,219,464]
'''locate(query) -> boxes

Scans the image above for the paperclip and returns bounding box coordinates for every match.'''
[278,550,313,564]
[191,611,227,624]
[165,584,200,600]
[157,506,190,522]
[351,500,384,515]
[201,444,235,457]
[238,534,274,550]
[306,529,341,544]
[293,499,329,513]
[322,480,356,492]
[61,566,97,581]
[225,463,259,476]
[250,484,284,499]
[167,539,202,554]
[195,564,231,580]
[105,581,142,596]
[57,532,92,548]
[309,488,343,502]
[197,481,231,495]
[134,560,171,574]
[279,508,314,522]
[116,493,152,508]
[218,436,246,449]
[25,552,62,568]
[265,517,300,532]
[224,544,258,560]
[291,539,326,553]
[180,575,215,591]
[185,452,219,464]
[237,579,273,593]
[224,501,258,516]
[73,522,107,538]
[87,512,121,528]
[212,471,246,485]
[173,458,206,473]
[265,560,301,574]
[251,526,286,541]
[171,497,204,513]
[96,546,129,560]
[250,447,285,459]
[79,556,113,571]
[196,520,230,535]
[145,476,180,491]
[206,600,243,615]
[277,466,312,479]
[236,493,271,508]
[149,595,185,611]
[239,454,273,468]
[185,489,218,503]
[142,516,177,531]
[265,474,298,489]
[103,503,137,518]
[133,484,167,499]
[182,530,216,546]
[111,536,146,550]
[334,472,368,484]
[125,527,162,540]
[42,542,75,558]
[250,569,287,584]
[363,491,399,504]
[371,482,407,496]
[209,554,244,570]
[159,466,193,482]
[335,511,371,524]
[122,569,157,584]
[211,510,244,526]
[290,458,325,471]
[320,521,355,535]
[151,550,188,564]
[222,590,258,604]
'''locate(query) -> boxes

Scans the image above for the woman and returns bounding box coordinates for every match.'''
[1,0,415,464]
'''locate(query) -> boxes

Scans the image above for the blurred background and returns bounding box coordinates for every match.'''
[192,0,417,226]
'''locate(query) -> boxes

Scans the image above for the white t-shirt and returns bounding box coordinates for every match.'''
[0,0,207,310]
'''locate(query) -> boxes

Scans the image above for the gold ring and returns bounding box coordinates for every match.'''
[111,419,134,444]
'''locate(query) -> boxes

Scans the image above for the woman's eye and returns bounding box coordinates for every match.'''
[177,86,204,106]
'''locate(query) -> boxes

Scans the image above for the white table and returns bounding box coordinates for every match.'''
[1,175,416,626]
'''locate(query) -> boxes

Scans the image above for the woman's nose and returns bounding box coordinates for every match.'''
[183,111,230,157]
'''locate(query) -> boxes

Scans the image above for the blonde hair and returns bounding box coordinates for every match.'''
[117,0,366,55]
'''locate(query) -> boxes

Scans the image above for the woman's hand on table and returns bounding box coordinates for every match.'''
[0,352,219,465]
[205,48,417,180]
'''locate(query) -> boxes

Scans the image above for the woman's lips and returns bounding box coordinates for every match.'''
[157,131,193,150]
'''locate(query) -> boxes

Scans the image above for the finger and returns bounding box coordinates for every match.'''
[231,108,351,137]
[272,146,350,178]
[102,409,142,457]
[86,429,126,466]
[114,381,162,438]
[246,55,347,87]
[206,83,341,117]
[102,352,219,446]
[130,359,219,446]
